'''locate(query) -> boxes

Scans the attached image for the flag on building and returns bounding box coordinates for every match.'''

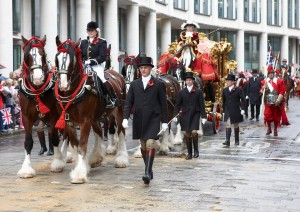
[266,41,274,68]
[1,107,13,125]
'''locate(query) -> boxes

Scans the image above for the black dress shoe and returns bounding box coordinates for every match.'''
[142,174,151,184]
[47,150,54,156]
[186,154,192,160]
[249,117,254,120]
[38,147,47,155]
[256,118,259,121]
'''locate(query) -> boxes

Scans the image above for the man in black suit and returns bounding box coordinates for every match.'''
[173,71,206,160]
[122,56,168,185]
[246,69,263,121]
[222,74,246,146]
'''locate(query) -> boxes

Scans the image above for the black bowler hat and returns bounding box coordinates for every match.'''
[252,69,258,74]
[225,74,236,81]
[137,57,154,68]
[184,71,195,80]
[87,21,98,30]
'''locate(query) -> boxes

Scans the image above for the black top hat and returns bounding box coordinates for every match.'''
[252,69,258,74]
[137,57,154,68]
[87,21,98,30]
[225,74,236,81]
[184,71,195,80]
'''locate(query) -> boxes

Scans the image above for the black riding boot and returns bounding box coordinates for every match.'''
[47,132,54,156]
[104,81,119,108]
[192,135,199,158]
[142,149,155,184]
[234,127,239,145]
[185,137,193,160]
[37,131,47,155]
[222,128,231,147]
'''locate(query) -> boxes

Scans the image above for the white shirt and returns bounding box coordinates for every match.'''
[142,75,151,89]
[229,85,234,92]
[187,85,193,92]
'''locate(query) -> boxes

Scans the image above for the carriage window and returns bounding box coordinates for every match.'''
[32,0,41,37]
[194,0,211,16]
[13,0,21,33]
[174,0,188,11]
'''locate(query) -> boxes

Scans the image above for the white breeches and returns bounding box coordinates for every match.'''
[92,63,106,83]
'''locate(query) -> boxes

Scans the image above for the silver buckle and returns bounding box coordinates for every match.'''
[64,113,69,120]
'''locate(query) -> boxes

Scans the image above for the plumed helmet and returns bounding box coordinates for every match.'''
[225,74,236,81]
[137,56,154,68]
[267,65,275,74]
[86,21,98,30]
[275,68,281,75]
[181,20,200,30]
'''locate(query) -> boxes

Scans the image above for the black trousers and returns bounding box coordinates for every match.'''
[250,104,260,118]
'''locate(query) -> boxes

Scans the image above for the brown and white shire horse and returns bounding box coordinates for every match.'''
[55,37,128,183]
[17,36,64,178]
[122,55,181,156]
[281,68,294,111]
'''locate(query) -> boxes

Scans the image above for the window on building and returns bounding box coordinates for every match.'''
[244,34,260,70]
[95,0,104,34]
[219,31,236,60]
[244,0,260,23]
[13,0,21,33]
[174,0,188,11]
[218,0,237,20]
[13,45,21,71]
[119,8,127,51]
[32,0,41,37]
[267,0,282,26]
[268,36,281,66]
[288,0,300,29]
[156,0,167,4]
[195,0,211,15]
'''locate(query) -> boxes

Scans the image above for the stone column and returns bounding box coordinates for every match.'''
[281,35,289,63]
[40,0,58,63]
[161,18,171,53]
[104,0,119,71]
[236,30,244,72]
[0,0,13,75]
[76,0,91,40]
[126,4,139,56]
[145,11,157,65]
[22,0,32,39]
[259,32,268,74]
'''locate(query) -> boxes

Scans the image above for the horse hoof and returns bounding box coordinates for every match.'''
[158,151,167,156]
[71,178,86,184]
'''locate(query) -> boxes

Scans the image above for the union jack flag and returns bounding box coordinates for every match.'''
[1,107,12,125]
[266,41,274,68]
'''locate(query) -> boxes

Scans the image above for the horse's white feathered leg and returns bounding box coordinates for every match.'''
[174,124,183,145]
[51,146,66,172]
[89,132,105,168]
[17,152,36,178]
[115,131,129,168]
[133,143,142,158]
[66,143,77,163]
[159,130,170,155]
[106,130,117,154]
[70,154,89,184]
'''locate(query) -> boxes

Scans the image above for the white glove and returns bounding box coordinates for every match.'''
[241,110,245,115]
[162,123,168,132]
[122,119,128,129]
[201,119,207,125]
[246,96,249,99]
[84,60,91,65]
[172,117,178,123]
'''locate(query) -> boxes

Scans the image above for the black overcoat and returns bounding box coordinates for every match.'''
[174,87,206,131]
[222,86,245,123]
[123,76,168,140]
[80,37,107,65]
[247,77,263,105]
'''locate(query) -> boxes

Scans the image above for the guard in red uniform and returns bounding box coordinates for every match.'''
[261,66,287,136]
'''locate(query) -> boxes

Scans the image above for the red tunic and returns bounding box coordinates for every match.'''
[262,77,287,123]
